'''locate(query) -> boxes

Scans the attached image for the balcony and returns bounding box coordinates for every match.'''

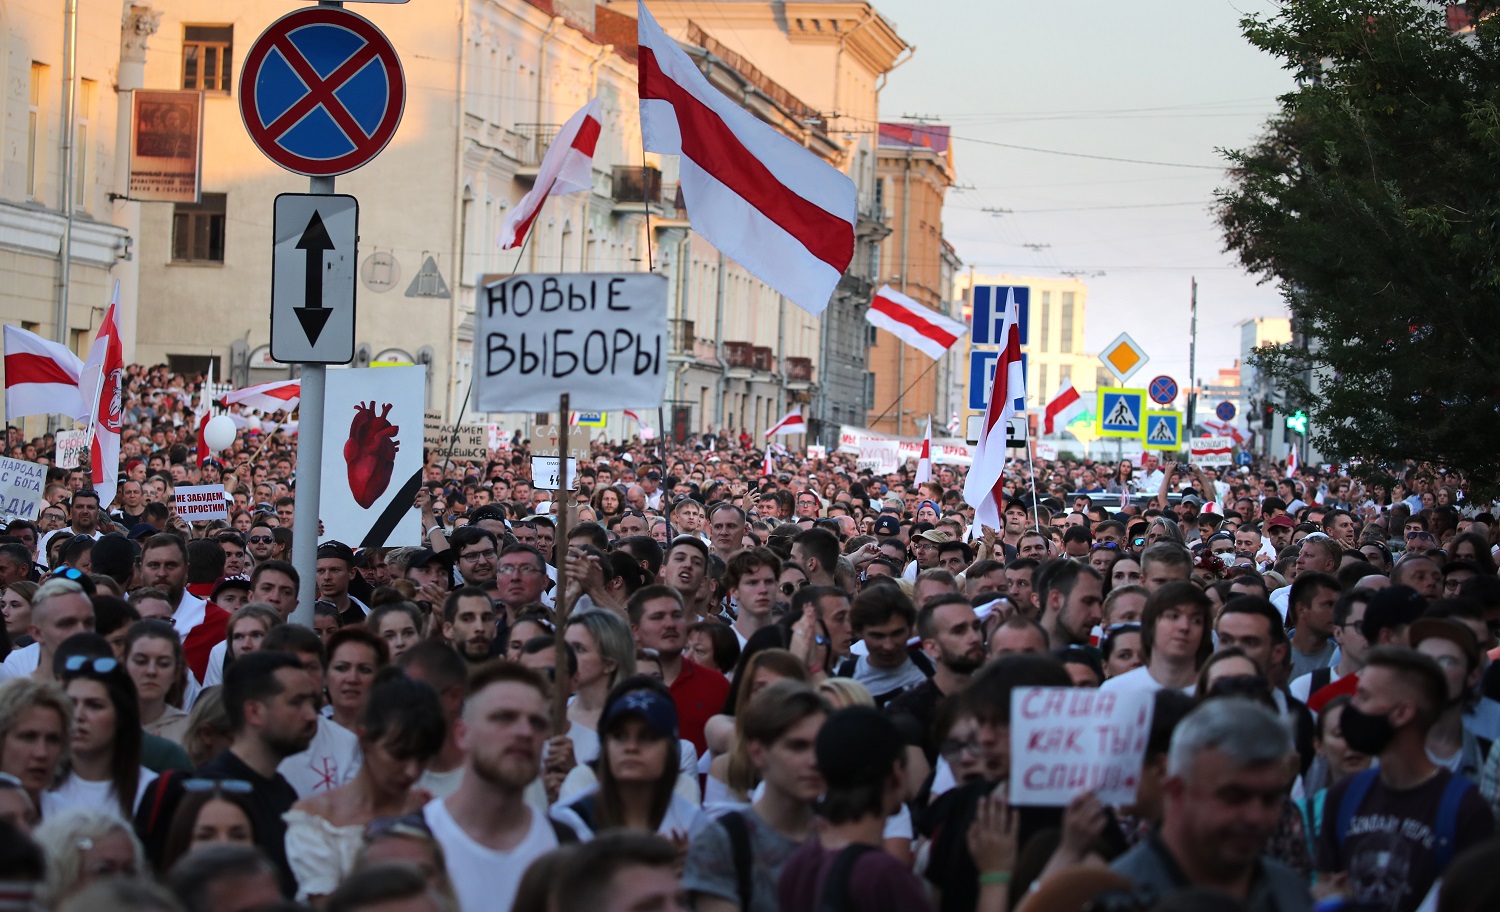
[723,341,755,370]
[752,346,774,372]
[786,357,813,383]
[612,165,662,215]
[511,123,560,175]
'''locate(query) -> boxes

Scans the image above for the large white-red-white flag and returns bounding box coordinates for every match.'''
[500,97,602,250]
[83,286,124,510]
[765,406,806,437]
[638,3,855,315]
[195,360,215,467]
[866,286,967,360]
[3,325,87,421]
[220,379,301,414]
[962,287,1025,529]
[1043,379,1085,435]
[915,418,933,484]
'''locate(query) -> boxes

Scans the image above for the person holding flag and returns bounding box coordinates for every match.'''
[81,283,125,511]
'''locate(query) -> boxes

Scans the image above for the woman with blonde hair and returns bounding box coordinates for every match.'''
[0,676,71,814]
[563,609,637,759]
[32,806,145,904]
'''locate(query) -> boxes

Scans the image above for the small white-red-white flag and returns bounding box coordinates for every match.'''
[915,418,933,484]
[1204,419,1245,445]
[962,287,1026,529]
[195,360,216,467]
[220,379,301,414]
[765,406,806,437]
[866,286,967,360]
[762,448,774,477]
[1287,448,1299,476]
[3,325,86,421]
[1043,380,1085,435]
[638,3,855,315]
[83,284,124,509]
[500,97,603,250]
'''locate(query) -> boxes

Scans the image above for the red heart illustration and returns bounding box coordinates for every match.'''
[344,400,400,509]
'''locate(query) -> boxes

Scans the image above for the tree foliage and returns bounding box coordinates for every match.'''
[1217,0,1500,492]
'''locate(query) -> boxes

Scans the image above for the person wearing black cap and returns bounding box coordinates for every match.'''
[316,542,366,626]
[776,706,935,911]
[401,548,453,609]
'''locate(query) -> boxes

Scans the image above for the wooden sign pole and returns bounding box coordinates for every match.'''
[552,392,572,735]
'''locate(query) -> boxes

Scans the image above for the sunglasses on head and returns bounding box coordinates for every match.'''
[182,778,253,794]
[49,567,86,582]
[364,813,433,842]
[63,655,118,674]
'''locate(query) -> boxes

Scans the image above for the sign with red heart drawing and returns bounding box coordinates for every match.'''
[320,365,426,548]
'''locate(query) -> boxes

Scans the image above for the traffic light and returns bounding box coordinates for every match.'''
[1262,401,1275,430]
[1285,411,1308,434]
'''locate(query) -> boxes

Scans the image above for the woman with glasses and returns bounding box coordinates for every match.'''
[45,652,154,817]
[777,562,809,600]
[156,779,258,875]
[2,581,38,649]
[124,620,188,744]
[285,670,445,902]
[551,676,706,842]
[324,627,389,733]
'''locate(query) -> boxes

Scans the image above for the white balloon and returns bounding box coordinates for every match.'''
[203,415,238,451]
[246,415,263,432]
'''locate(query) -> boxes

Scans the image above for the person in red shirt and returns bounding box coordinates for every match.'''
[627,583,728,756]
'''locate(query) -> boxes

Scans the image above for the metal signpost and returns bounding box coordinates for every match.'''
[241,1,406,624]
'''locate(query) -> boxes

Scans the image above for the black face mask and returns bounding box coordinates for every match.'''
[1339,703,1397,755]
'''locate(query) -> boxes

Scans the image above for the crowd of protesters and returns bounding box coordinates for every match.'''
[1,364,1500,912]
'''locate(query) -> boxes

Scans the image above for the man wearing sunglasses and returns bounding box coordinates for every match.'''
[246,521,278,565]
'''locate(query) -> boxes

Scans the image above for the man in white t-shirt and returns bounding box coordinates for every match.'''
[263,625,362,797]
[424,662,567,912]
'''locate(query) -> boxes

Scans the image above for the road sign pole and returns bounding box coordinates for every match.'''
[291,167,336,627]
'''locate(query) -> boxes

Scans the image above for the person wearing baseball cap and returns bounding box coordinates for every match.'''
[872,514,902,538]
[776,706,936,911]
[316,540,367,625]
[1411,616,1486,779]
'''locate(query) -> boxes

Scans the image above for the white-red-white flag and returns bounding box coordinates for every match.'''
[1204,419,1245,445]
[638,3,855,315]
[762,448,774,477]
[1287,448,1299,476]
[83,286,124,509]
[866,286,967,360]
[195,360,215,467]
[220,379,301,414]
[3,325,86,421]
[500,98,603,250]
[962,287,1025,529]
[765,406,806,437]
[915,418,933,484]
[1043,380,1085,435]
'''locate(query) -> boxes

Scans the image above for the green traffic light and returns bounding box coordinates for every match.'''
[1285,411,1308,434]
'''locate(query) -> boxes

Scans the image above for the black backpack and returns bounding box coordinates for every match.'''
[818,844,877,912]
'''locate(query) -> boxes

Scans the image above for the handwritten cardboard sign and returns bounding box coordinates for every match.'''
[0,458,47,523]
[1009,687,1155,807]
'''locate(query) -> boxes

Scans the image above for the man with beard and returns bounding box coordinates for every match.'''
[1317,648,1494,912]
[443,587,497,665]
[140,533,228,692]
[197,651,320,892]
[423,662,573,912]
[887,593,984,763]
[629,584,727,756]
[247,520,278,564]
[1036,560,1105,650]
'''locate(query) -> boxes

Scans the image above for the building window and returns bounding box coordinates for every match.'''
[1039,291,1051,353]
[28,63,47,200]
[182,25,233,93]
[1060,292,1075,354]
[74,78,96,210]
[1039,365,1049,400]
[1059,365,1071,387]
[173,193,227,263]
[864,372,876,411]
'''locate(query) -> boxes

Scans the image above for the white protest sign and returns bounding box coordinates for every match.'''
[531,456,579,491]
[54,430,91,469]
[474,273,669,413]
[174,484,228,521]
[321,366,426,548]
[857,440,900,475]
[1189,436,1235,467]
[1009,687,1155,807]
[1036,442,1059,461]
[0,457,47,523]
[807,444,827,460]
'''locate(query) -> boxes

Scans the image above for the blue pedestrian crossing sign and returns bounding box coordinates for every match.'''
[1143,411,1182,451]
[1097,387,1145,438]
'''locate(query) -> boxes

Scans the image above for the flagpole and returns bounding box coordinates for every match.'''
[868,359,942,431]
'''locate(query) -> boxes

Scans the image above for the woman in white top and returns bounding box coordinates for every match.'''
[284,668,445,902]
[551,676,706,842]
[124,620,190,744]
[45,653,156,818]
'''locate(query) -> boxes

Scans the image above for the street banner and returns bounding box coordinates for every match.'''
[837,426,973,466]
[175,484,229,521]
[321,365,425,548]
[473,273,668,413]
[0,457,46,523]
[1009,687,1155,807]
[128,90,203,203]
[1190,436,1235,467]
[423,411,489,461]
[54,430,91,469]
[857,440,900,475]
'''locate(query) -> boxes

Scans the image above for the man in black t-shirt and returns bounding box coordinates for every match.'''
[1316,647,1495,912]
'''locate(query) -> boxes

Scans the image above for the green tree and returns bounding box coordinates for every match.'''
[1217,0,1500,490]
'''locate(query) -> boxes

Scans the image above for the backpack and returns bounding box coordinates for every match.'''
[818,843,877,912]
[1333,767,1473,870]
[719,810,753,912]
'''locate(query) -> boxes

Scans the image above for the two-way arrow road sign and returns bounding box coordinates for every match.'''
[271,193,358,364]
